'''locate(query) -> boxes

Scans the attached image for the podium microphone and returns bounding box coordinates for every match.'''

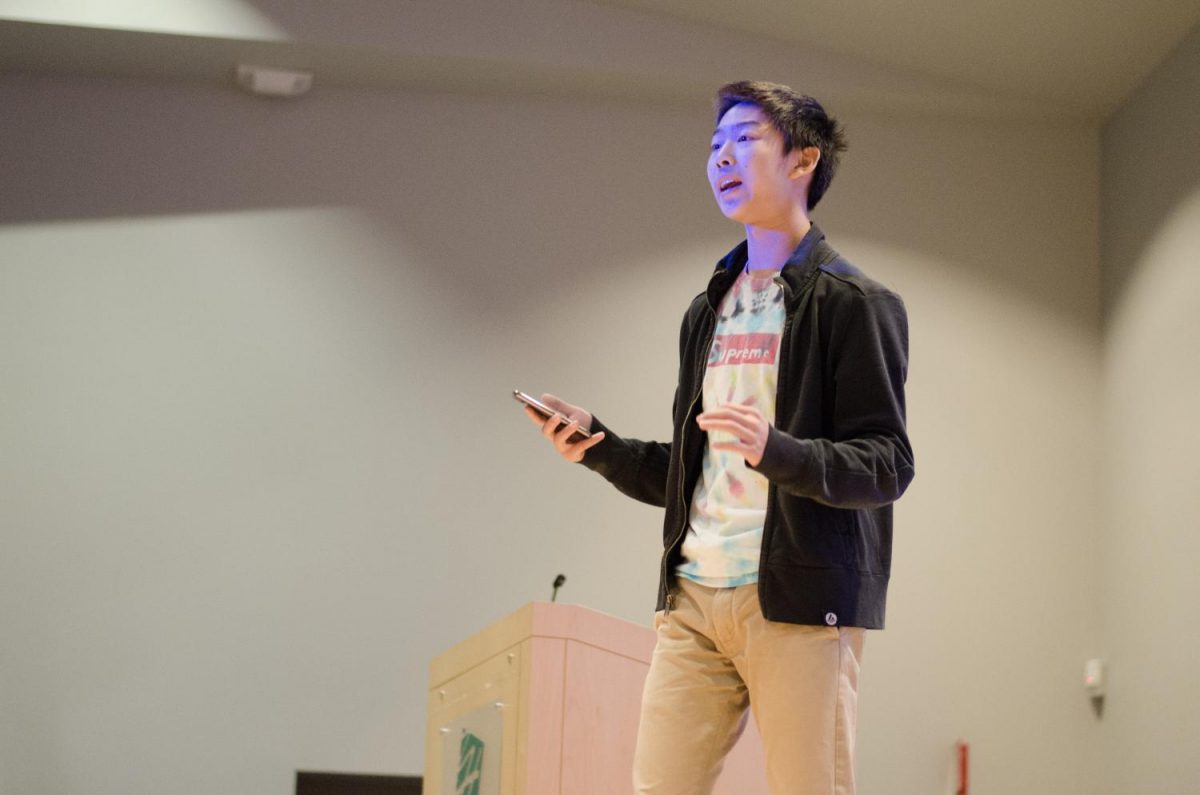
[551,574,566,602]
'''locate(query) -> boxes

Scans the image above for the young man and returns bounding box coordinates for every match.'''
[525,80,914,795]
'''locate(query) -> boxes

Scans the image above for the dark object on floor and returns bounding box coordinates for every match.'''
[296,770,421,795]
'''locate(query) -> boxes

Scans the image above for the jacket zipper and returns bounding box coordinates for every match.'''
[756,275,796,611]
[663,308,715,616]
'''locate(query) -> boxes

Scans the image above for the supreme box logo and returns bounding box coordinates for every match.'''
[708,333,780,367]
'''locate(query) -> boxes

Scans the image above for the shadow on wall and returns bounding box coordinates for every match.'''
[0,74,713,311]
[0,72,1096,326]
[1101,106,1200,319]
[1099,19,1200,320]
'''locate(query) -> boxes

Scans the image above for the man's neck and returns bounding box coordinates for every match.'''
[743,213,812,272]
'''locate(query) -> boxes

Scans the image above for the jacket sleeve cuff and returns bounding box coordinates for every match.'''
[579,414,615,469]
[748,425,816,489]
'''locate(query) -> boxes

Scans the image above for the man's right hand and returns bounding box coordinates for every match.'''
[524,393,606,463]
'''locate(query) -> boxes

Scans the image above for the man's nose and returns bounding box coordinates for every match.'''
[714,141,734,167]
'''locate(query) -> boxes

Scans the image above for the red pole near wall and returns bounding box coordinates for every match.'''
[955,740,969,795]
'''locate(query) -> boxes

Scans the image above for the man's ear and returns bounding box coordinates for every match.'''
[791,146,821,179]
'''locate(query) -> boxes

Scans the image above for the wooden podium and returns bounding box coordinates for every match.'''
[424,601,767,794]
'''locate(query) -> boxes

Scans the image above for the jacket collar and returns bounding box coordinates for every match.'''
[706,222,830,310]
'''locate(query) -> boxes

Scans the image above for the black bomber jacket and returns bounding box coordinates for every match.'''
[580,222,914,629]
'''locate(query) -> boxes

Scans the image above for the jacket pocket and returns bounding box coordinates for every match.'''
[766,496,856,569]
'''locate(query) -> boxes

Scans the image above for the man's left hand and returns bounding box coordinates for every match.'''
[696,403,770,467]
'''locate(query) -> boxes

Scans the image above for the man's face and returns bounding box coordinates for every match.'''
[708,102,813,226]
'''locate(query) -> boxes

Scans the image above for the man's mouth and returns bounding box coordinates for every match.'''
[718,178,743,193]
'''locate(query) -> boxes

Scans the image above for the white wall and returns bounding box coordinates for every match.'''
[1100,21,1200,794]
[1,71,1104,793]
[833,113,1105,794]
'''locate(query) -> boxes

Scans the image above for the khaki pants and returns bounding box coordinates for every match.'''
[632,577,865,795]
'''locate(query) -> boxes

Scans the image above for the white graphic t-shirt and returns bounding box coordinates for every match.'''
[677,267,785,587]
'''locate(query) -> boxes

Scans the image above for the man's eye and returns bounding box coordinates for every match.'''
[737,135,749,142]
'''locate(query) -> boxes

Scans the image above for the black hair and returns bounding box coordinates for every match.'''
[715,81,848,211]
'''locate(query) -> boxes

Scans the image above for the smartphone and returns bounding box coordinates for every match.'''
[513,389,593,442]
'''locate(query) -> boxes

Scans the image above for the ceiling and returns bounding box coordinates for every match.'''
[2,0,1198,123]
[590,0,1200,120]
